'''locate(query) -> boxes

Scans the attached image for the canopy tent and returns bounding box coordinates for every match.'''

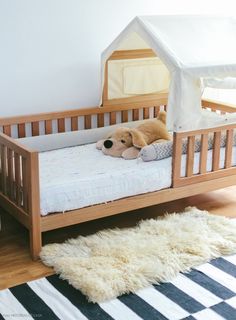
[100,15,236,131]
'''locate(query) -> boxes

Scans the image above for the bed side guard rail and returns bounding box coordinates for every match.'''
[172,121,236,188]
[202,98,236,114]
[0,96,168,139]
[0,132,40,229]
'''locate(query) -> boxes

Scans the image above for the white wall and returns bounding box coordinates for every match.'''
[0,0,236,117]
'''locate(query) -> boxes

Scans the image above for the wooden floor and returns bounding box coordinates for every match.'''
[1,185,236,291]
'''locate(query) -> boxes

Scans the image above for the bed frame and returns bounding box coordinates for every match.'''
[0,98,236,260]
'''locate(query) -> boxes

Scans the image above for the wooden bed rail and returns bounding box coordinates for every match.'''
[0,97,167,139]
[202,99,236,114]
[172,123,236,187]
[0,133,40,229]
[0,98,234,139]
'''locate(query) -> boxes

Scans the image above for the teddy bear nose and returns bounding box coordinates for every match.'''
[104,139,113,149]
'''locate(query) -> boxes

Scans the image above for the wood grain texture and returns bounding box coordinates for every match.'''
[172,133,182,186]
[32,122,40,136]
[154,106,160,118]
[7,148,14,200]
[71,117,78,131]
[28,152,41,260]
[97,114,104,128]
[186,136,195,177]
[225,129,233,168]
[202,99,236,113]
[17,124,26,138]
[108,49,156,60]
[102,61,108,102]
[212,132,221,171]
[132,109,139,121]
[45,120,52,134]
[102,93,168,108]
[143,107,150,119]
[121,110,128,123]
[57,118,65,133]
[85,115,92,129]
[200,134,208,174]
[14,153,21,207]
[109,112,116,125]
[0,144,7,195]
[3,125,11,137]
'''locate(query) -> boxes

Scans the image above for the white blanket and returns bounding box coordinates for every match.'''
[39,143,236,215]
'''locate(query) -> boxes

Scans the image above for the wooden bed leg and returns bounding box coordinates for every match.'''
[28,152,42,261]
[30,226,42,261]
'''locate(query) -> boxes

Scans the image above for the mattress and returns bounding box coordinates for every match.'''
[39,143,236,216]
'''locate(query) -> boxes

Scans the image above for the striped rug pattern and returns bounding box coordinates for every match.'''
[1,255,236,320]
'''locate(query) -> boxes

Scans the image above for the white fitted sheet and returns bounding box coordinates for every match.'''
[39,143,236,215]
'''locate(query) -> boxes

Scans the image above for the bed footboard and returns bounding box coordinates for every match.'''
[0,133,41,259]
[172,123,236,188]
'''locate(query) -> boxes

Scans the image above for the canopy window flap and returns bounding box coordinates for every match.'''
[107,57,170,100]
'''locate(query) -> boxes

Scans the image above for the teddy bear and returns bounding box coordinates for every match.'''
[96,111,171,159]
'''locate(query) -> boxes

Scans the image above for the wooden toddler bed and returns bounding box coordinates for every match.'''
[0,98,236,260]
[2,16,236,259]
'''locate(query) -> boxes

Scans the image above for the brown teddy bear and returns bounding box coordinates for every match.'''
[96,111,171,159]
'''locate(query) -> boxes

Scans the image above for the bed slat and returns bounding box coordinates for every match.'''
[71,117,78,131]
[18,124,26,138]
[143,108,149,119]
[85,115,92,129]
[97,114,104,128]
[186,136,195,177]
[122,110,128,123]
[45,120,52,134]
[109,112,116,125]
[225,129,233,168]
[3,125,11,137]
[132,109,139,121]
[7,148,14,200]
[22,157,28,211]
[212,132,221,171]
[0,144,7,195]
[154,106,160,118]
[32,122,40,136]
[58,118,65,133]
[14,153,21,207]
[200,134,208,174]
[172,134,182,186]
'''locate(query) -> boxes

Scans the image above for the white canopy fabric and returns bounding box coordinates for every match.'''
[101,15,236,131]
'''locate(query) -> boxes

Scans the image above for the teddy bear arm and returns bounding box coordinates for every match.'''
[122,147,140,159]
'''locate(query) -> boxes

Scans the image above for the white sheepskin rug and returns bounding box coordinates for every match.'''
[40,207,236,303]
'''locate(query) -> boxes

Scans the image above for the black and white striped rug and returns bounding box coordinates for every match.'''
[1,255,236,320]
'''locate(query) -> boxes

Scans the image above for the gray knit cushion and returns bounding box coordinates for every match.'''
[140,131,236,162]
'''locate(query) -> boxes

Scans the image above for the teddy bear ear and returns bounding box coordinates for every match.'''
[129,129,147,148]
